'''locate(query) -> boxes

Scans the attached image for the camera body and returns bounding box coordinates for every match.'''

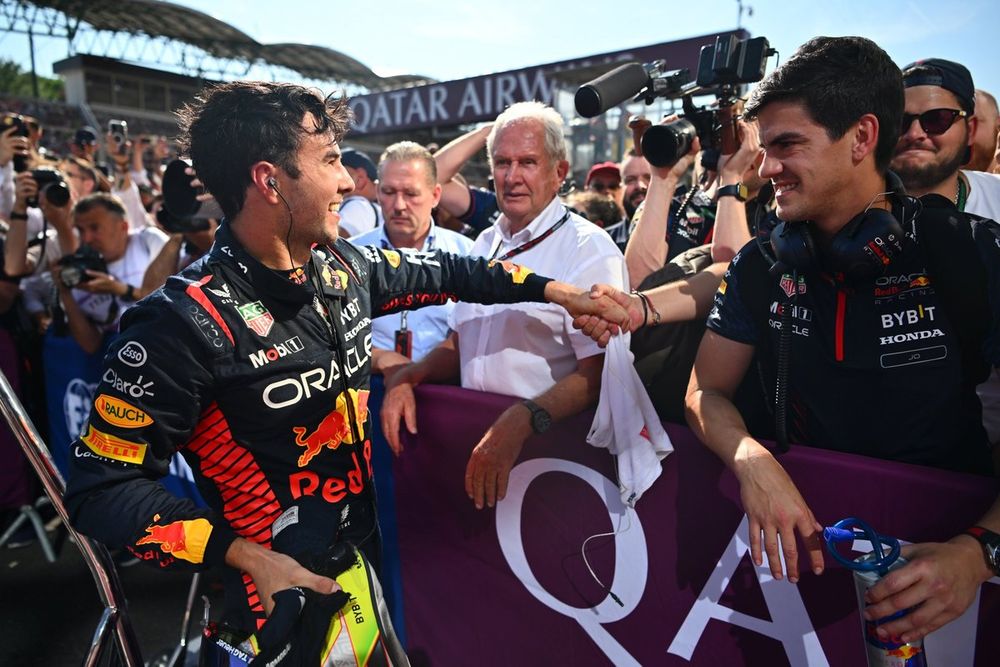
[155,205,211,234]
[28,168,71,208]
[108,119,128,155]
[58,246,108,288]
[576,34,774,168]
[3,113,30,173]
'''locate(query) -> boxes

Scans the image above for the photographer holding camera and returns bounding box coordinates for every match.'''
[56,193,167,354]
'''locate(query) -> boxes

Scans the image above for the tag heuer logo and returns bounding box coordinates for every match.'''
[237,301,274,337]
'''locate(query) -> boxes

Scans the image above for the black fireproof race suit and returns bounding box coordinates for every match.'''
[64,221,552,632]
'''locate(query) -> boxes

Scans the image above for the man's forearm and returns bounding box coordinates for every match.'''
[529,353,604,421]
[686,386,770,476]
[624,174,678,288]
[3,215,30,276]
[434,125,492,183]
[642,262,727,323]
[404,331,461,386]
[711,195,752,264]
[59,288,104,354]
[141,235,183,295]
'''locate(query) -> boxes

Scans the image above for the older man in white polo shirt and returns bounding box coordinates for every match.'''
[382,102,627,509]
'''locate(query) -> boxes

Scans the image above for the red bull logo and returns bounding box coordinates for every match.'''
[488,259,534,285]
[135,516,213,563]
[293,389,370,467]
[380,249,401,268]
[886,644,922,659]
[909,275,931,288]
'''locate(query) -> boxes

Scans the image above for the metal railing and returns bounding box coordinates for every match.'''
[0,368,143,667]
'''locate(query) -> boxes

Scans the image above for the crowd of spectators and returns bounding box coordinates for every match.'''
[0,107,208,546]
[2,36,1000,658]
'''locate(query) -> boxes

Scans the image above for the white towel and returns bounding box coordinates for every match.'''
[587,331,673,507]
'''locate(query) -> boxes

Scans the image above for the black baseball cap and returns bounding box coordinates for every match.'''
[340,148,377,181]
[74,126,98,146]
[901,58,976,113]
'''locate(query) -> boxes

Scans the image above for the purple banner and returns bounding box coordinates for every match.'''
[391,386,1000,666]
[348,31,747,135]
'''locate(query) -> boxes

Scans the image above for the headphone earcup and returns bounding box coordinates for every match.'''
[826,208,905,280]
[769,221,817,274]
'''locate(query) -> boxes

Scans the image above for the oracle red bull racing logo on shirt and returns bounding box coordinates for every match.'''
[293,388,370,467]
[237,301,275,337]
[135,515,213,564]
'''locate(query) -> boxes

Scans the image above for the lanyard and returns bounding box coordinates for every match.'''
[379,235,429,332]
[956,176,968,212]
[490,208,570,261]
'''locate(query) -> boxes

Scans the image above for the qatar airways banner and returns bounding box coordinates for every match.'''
[348,31,747,135]
[391,386,1000,666]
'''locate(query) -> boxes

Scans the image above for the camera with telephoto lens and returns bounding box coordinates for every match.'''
[28,168,71,208]
[2,113,30,173]
[58,246,108,288]
[575,34,775,168]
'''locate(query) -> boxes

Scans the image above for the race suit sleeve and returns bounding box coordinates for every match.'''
[351,243,553,317]
[64,296,238,570]
[705,239,761,345]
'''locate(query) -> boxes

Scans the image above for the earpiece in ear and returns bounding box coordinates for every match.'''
[268,177,278,190]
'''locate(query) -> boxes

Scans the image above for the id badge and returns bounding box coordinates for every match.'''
[394,329,412,358]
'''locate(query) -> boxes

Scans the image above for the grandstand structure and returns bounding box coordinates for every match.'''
[2,0,747,181]
[0,0,435,155]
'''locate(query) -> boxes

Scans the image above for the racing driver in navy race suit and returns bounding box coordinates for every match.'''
[64,82,630,634]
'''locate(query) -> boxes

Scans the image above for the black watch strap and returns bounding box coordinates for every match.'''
[965,526,1000,576]
[717,183,748,202]
[522,399,551,434]
[122,284,136,302]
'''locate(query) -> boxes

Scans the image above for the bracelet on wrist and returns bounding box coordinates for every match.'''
[9,210,28,221]
[630,289,649,327]
[636,290,660,326]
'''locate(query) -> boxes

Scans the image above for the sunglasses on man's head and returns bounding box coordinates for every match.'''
[900,108,968,136]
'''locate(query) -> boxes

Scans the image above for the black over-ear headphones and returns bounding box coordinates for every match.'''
[764,171,916,280]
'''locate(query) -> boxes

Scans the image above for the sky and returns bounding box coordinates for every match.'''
[1,0,998,101]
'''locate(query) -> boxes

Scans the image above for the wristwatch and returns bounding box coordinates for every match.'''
[717,183,748,202]
[122,284,137,302]
[964,526,1000,576]
[521,399,551,434]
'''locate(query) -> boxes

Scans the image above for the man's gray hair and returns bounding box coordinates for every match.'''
[378,141,438,185]
[487,101,568,166]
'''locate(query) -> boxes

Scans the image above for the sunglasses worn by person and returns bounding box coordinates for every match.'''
[589,181,620,193]
[900,108,968,136]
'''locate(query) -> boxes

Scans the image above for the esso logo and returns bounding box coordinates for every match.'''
[118,341,148,368]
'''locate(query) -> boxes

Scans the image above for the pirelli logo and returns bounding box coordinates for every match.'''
[80,425,147,465]
[94,394,153,429]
